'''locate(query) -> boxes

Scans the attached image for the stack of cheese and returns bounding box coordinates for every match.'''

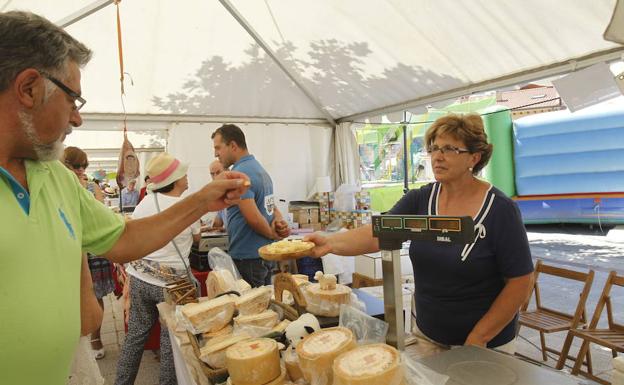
[236,287,272,315]
[226,338,285,385]
[206,269,251,299]
[304,272,351,317]
[233,286,278,336]
[296,327,356,385]
[333,343,404,385]
[181,294,236,334]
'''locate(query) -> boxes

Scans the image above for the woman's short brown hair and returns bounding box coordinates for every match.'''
[424,113,493,174]
[63,146,87,166]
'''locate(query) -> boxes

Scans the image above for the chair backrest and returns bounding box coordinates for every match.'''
[523,259,595,326]
[586,271,624,331]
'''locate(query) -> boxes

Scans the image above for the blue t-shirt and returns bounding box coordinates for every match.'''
[389,182,533,347]
[227,155,275,259]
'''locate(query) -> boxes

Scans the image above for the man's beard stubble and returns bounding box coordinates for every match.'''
[18,111,69,161]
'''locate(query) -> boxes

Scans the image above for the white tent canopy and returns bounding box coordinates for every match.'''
[6,0,623,121]
[6,0,624,203]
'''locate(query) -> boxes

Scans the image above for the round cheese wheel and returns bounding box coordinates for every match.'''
[305,284,351,317]
[235,287,272,315]
[296,327,356,385]
[206,270,237,299]
[226,338,281,385]
[333,343,403,385]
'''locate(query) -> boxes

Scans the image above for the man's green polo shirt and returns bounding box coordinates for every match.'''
[0,160,125,385]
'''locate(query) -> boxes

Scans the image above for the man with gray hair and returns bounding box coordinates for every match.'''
[0,11,250,385]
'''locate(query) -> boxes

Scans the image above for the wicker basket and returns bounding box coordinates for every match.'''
[165,279,198,306]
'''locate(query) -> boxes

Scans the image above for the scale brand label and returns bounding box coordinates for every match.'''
[436,236,451,242]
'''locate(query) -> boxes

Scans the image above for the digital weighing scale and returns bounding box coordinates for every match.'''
[371,214,474,350]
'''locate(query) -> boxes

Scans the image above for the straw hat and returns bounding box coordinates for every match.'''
[146,153,188,190]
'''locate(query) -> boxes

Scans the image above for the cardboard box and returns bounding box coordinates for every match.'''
[354,251,414,279]
[294,208,319,224]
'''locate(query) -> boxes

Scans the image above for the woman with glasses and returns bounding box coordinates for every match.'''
[63,146,114,359]
[304,113,533,353]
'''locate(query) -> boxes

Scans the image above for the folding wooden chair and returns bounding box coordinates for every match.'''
[517,260,595,370]
[571,271,624,385]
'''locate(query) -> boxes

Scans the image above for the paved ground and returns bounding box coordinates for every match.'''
[93,224,624,384]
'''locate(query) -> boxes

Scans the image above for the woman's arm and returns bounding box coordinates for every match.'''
[464,273,533,346]
[304,224,380,257]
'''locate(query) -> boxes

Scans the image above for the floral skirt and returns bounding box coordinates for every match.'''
[87,255,115,299]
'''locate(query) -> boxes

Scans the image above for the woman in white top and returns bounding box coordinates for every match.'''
[115,153,200,385]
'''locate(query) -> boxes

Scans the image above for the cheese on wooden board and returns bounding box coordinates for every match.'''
[199,333,250,369]
[296,327,356,385]
[181,294,236,333]
[235,287,272,315]
[333,343,403,385]
[206,270,238,299]
[226,338,281,385]
[234,309,279,328]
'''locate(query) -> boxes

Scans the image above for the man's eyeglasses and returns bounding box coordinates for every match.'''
[41,72,86,111]
[67,162,89,170]
[426,145,471,155]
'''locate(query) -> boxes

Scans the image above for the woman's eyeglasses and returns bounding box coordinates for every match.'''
[426,145,471,155]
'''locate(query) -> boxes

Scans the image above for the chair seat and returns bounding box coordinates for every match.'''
[519,310,577,333]
[570,329,624,351]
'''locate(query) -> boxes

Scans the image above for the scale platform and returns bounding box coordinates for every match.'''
[417,345,584,385]
[372,214,474,350]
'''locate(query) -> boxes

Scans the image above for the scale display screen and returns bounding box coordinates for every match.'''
[404,217,428,230]
[381,217,402,229]
[429,218,461,232]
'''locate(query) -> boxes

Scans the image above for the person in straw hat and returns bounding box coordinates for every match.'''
[116,153,201,385]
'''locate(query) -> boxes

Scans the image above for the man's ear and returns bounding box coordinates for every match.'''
[14,69,45,109]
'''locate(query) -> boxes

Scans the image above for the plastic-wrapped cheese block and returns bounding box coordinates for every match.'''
[199,333,250,369]
[236,278,252,294]
[202,324,233,340]
[234,309,279,328]
[296,326,356,385]
[206,270,238,299]
[333,343,403,385]
[181,294,236,333]
[226,338,281,385]
[235,287,272,315]
[304,283,351,317]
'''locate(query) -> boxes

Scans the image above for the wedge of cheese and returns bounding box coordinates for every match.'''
[202,324,232,340]
[272,319,291,333]
[235,287,272,315]
[226,338,281,385]
[236,278,252,294]
[333,343,403,385]
[206,269,238,299]
[199,333,250,369]
[234,309,279,329]
[181,294,236,333]
[296,327,356,385]
[283,346,303,382]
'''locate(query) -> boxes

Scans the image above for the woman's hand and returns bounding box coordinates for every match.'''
[303,232,333,258]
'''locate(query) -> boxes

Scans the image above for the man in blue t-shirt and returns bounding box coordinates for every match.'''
[212,124,290,286]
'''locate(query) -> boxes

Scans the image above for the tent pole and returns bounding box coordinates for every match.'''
[55,0,113,28]
[217,0,336,126]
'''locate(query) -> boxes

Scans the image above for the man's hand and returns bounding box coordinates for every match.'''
[272,218,290,240]
[200,171,250,211]
[303,232,332,258]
